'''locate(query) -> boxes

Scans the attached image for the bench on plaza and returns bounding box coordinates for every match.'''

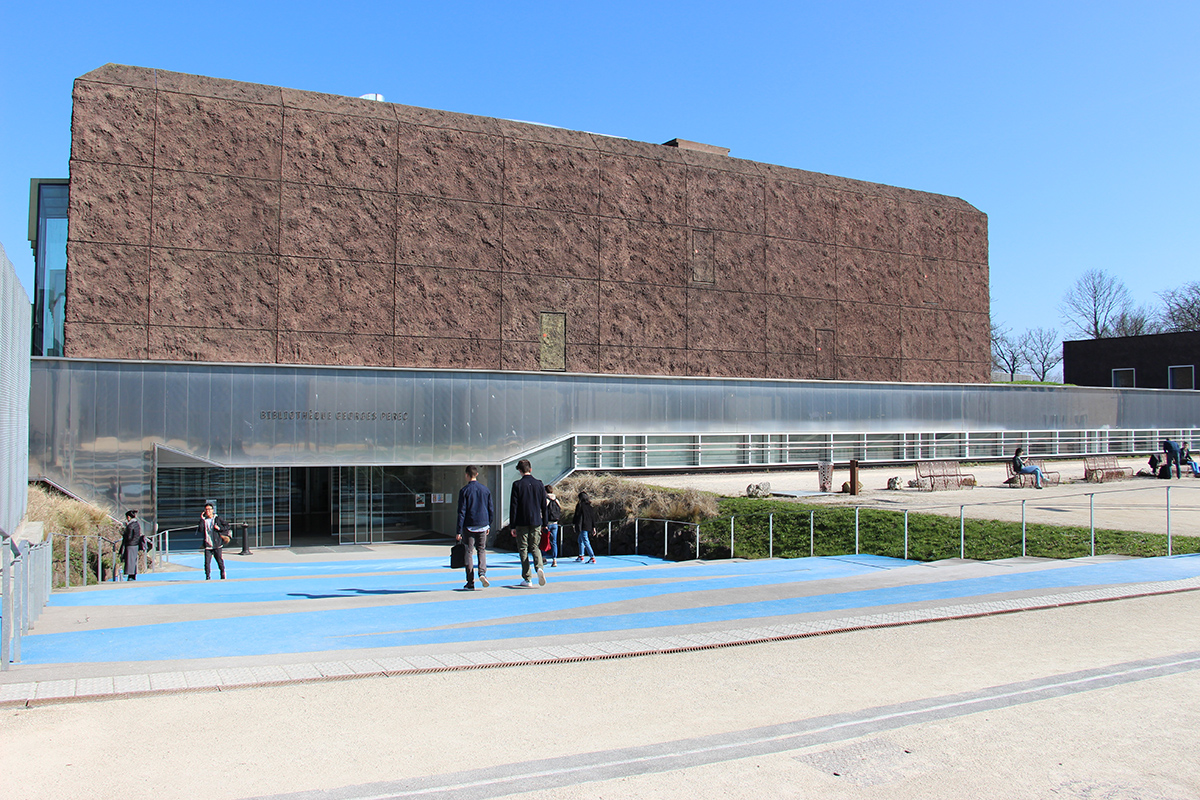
[1083,455,1133,483]
[914,461,976,491]
[1005,458,1061,488]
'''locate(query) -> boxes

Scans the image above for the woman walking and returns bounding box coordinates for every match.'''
[544,485,562,567]
[573,491,597,564]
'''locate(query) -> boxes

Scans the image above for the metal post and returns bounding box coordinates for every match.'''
[1089,493,1095,557]
[663,520,668,558]
[904,510,909,561]
[959,506,965,559]
[1021,500,1026,558]
[607,521,612,556]
[66,535,71,589]
[694,524,700,560]
[2,536,12,669]
[730,516,735,558]
[768,513,773,559]
[855,508,860,555]
[634,519,639,556]
[809,511,814,558]
[1167,486,1172,556]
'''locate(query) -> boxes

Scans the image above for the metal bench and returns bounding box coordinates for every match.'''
[914,461,977,491]
[1084,455,1133,483]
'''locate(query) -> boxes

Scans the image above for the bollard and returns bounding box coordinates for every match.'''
[959,506,965,559]
[1021,499,1027,558]
[1089,493,1095,557]
[849,459,859,496]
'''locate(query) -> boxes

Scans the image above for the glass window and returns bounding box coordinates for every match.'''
[1168,365,1194,390]
[539,312,566,371]
[32,181,69,356]
[1112,368,1135,388]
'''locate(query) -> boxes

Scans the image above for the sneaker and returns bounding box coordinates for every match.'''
[574,556,583,562]
[480,574,490,588]
[519,579,532,588]
[588,558,596,564]
[537,567,546,586]
[550,560,557,567]
[463,583,476,591]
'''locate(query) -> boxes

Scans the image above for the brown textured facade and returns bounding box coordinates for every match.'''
[64,64,990,382]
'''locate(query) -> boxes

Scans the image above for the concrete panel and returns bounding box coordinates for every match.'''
[687,167,765,234]
[687,287,763,353]
[278,257,395,335]
[62,322,147,359]
[149,326,277,363]
[280,184,395,263]
[68,161,152,245]
[766,180,838,243]
[598,153,686,225]
[502,208,599,280]
[155,69,283,105]
[283,108,398,192]
[899,201,955,260]
[688,348,767,377]
[395,264,501,340]
[599,345,689,376]
[835,191,900,251]
[277,331,394,367]
[598,281,687,347]
[500,274,599,345]
[155,92,283,180]
[149,249,278,330]
[766,238,837,300]
[714,231,767,287]
[397,196,503,272]
[64,243,149,325]
[151,171,279,253]
[504,140,599,214]
[395,336,500,370]
[836,302,901,359]
[397,124,504,204]
[70,81,156,167]
[598,219,688,286]
[837,246,903,306]
[765,296,836,355]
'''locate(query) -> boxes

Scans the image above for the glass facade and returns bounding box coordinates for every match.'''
[28,358,1200,545]
[30,181,69,357]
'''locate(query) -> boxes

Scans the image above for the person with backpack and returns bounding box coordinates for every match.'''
[573,491,597,564]
[544,485,562,567]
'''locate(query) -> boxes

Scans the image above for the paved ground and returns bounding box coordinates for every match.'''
[630,458,1200,536]
[4,466,1200,798]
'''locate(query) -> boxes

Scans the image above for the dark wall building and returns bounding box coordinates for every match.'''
[63,64,991,383]
[1064,331,1200,390]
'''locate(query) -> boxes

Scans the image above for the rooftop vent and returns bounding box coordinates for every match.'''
[662,138,730,157]
[359,93,385,102]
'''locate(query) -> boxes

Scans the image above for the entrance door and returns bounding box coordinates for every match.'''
[290,467,334,545]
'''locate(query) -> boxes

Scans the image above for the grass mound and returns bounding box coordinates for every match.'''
[25,483,125,586]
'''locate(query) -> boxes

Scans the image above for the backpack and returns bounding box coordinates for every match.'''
[546,497,561,522]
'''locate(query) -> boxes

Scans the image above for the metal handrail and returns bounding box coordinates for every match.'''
[2,527,53,670]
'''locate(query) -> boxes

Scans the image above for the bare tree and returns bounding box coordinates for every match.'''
[1061,269,1132,339]
[1019,327,1063,382]
[1160,281,1200,332]
[1109,304,1163,337]
[991,323,1023,381]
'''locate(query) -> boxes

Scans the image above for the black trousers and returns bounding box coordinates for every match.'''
[204,546,226,579]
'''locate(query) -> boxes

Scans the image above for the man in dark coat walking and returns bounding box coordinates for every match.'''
[509,459,547,587]
[455,465,494,590]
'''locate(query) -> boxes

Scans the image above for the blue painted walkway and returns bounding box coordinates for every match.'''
[22,553,1200,665]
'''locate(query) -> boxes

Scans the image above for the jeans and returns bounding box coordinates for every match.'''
[1164,446,1182,478]
[204,546,226,579]
[1018,464,1044,488]
[578,529,595,558]
[546,523,559,561]
[463,530,488,585]
[515,525,544,580]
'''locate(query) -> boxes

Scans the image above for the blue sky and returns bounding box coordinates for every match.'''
[2,1,1197,342]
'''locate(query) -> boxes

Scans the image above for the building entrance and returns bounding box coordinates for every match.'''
[290,467,335,546]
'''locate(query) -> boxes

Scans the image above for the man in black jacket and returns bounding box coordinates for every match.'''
[199,503,230,580]
[455,465,494,590]
[509,459,547,587]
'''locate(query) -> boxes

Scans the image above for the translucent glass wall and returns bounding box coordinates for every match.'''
[1,244,31,535]
[29,358,1200,535]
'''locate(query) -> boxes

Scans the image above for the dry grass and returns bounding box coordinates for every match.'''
[26,484,124,586]
[554,473,720,523]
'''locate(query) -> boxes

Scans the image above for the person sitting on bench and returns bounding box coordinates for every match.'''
[1012,447,1045,489]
